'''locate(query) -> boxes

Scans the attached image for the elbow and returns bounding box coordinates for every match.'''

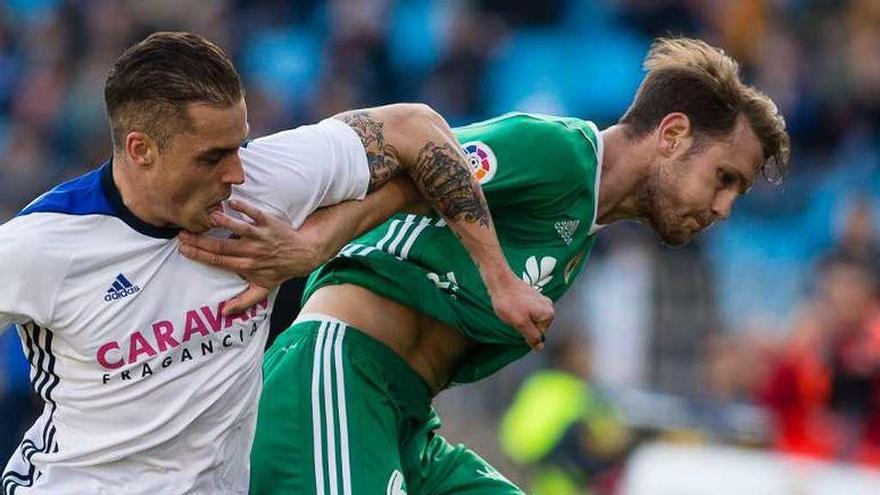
[393,103,447,131]
[381,103,453,165]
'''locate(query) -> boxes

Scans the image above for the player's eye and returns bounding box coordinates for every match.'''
[717,170,736,189]
[200,155,223,166]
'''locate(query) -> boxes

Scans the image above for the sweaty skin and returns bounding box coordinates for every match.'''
[302,284,473,394]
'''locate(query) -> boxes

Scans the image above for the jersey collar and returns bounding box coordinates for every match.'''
[585,121,606,235]
[100,160,181,239]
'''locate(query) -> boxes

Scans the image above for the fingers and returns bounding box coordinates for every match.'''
[518,319,545,352]
[178,242,252,271]
[178,232,261,258]
[534,306,555,333]
[526,301,554,350]
[210,210,260,239]
[530,314,552,352]
[227,199,268,225]
[223,284,272,316]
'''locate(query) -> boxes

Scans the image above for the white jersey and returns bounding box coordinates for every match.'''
[0,118,369,494]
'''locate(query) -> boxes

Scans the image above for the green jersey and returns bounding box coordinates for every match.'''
[303,113,603,383]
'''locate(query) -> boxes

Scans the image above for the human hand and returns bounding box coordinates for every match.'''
[485,272,555,351]
[178,199,325,315]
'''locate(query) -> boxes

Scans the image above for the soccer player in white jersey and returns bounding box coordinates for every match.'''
[0,32,553,494]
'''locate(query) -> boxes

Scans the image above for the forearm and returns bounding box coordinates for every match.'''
[397,114,513,286]
[334,105,516,288]
[298,177,420,265]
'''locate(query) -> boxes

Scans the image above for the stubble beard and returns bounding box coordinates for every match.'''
[638,162,691,247]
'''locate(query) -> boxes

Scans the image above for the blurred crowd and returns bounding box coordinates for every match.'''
[0,0,878,493]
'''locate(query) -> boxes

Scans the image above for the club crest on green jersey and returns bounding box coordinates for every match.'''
[564,251,586,285]
[461,141,497,184]
[522,256,557,292]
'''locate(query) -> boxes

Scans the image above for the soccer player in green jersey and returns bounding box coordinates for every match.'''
[183,38,790,494]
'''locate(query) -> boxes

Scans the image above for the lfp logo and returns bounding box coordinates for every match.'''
[461,141,497,184]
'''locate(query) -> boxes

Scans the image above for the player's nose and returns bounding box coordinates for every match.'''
[711,191,735,221]
[223,154,245,185]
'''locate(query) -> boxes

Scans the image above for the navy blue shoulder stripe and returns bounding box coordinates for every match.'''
[18,162,114,217]
[16,160,180,239]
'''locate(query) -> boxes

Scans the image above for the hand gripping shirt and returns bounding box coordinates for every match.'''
[304,113,604,384]
[0,118,369,494]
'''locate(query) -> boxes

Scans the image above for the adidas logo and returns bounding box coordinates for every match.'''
[104,274,141,302]
[554,220,579,245]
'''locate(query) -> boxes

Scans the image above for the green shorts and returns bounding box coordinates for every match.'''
[249,313,524,494]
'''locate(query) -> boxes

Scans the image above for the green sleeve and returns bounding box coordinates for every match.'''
[454,112,601,221]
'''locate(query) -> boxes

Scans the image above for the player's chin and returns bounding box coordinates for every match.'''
[657,224,693,247]
[182,213,213,234]
[646,215,689,247]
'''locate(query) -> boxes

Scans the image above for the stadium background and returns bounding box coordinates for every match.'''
[0,0,878,493]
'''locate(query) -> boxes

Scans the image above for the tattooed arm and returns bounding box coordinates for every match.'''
[333,104,554,348]
[180,104,554,346]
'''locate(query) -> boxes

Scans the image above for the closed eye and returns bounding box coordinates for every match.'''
[717,168,752,195]
[198,148,237,166]
[717,170,736,188]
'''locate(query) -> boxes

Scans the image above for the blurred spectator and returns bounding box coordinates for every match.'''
[501,331,631,494]
[758,254,880,464]
[650,239,720,395]
[618,0,703,39]
[475,0,566,27]
[831,197,880,280]
[420,3,504,124]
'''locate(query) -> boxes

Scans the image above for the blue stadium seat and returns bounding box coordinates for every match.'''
[483,27,646,120]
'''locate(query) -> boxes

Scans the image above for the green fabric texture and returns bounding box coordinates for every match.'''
[250,317,524,494]
[304,113,603,383]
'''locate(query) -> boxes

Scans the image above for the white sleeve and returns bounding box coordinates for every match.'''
[0,217,66,329]
[236,118,371,228]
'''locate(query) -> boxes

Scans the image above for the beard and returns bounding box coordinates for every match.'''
[636,159,695,247]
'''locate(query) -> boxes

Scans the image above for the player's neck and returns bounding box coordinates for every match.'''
[595,125,652,225]
[111,154,171,228]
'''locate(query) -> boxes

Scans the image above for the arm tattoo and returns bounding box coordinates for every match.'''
[335,111,402,192]
[413,142,490,227]
[336,110,491,227]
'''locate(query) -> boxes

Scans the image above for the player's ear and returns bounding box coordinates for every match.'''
[656,113,692,157]
[125,131,157,168]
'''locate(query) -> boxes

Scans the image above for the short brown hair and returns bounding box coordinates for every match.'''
[620,37,790,181]
[104,31,244,151]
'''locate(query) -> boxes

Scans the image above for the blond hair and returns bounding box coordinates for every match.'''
[620,37,790,181]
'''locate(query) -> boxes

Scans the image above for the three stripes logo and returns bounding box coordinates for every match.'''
[104,274,141,302]
[311,321,353,495]
[336,214,448,262]
[376,214,445,260]
[554,219,580,245]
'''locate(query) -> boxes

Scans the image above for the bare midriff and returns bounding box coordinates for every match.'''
[300,284,476,395]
